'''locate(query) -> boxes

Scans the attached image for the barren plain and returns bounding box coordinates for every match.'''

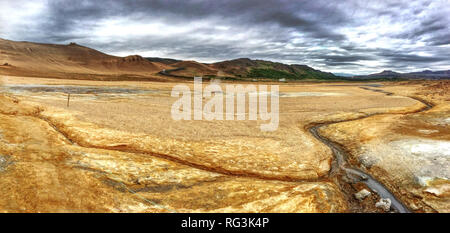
[1,75,448,213]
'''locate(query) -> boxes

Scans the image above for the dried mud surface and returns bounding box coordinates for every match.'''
[0,76,448,212]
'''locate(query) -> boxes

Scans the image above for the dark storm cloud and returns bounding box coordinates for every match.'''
[318,55,375,63]
[395,12,449,41]
[40,0,347,42]
[1,0,449,74]
[322,62,364,67]
[378,51,446,63]
[426,34,450,46]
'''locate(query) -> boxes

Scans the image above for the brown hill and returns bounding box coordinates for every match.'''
[211,58,258,77]
[211,58,337,80]
[0,38,170,80]
[145,57,181,65]
[169,60,218,77]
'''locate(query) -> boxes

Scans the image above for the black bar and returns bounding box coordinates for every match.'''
[0,213,445,232]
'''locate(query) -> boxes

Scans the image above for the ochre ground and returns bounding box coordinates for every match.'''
[0,75,448,212]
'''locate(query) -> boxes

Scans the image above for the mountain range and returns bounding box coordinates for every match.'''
[354,70,450,80]
[0,38,448,81]
[0,38,345,81]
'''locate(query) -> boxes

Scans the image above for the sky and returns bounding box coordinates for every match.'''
[0,0,449,74]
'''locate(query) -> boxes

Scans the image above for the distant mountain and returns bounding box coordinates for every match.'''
[354,69,450,80]
[405,70,450,79]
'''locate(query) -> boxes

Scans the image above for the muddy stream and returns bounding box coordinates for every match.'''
[308,85,433,213]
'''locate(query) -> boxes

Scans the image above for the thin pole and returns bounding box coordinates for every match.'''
[67,93,70,107]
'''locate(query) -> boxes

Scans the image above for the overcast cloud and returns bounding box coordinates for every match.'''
[0,0,449,74]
